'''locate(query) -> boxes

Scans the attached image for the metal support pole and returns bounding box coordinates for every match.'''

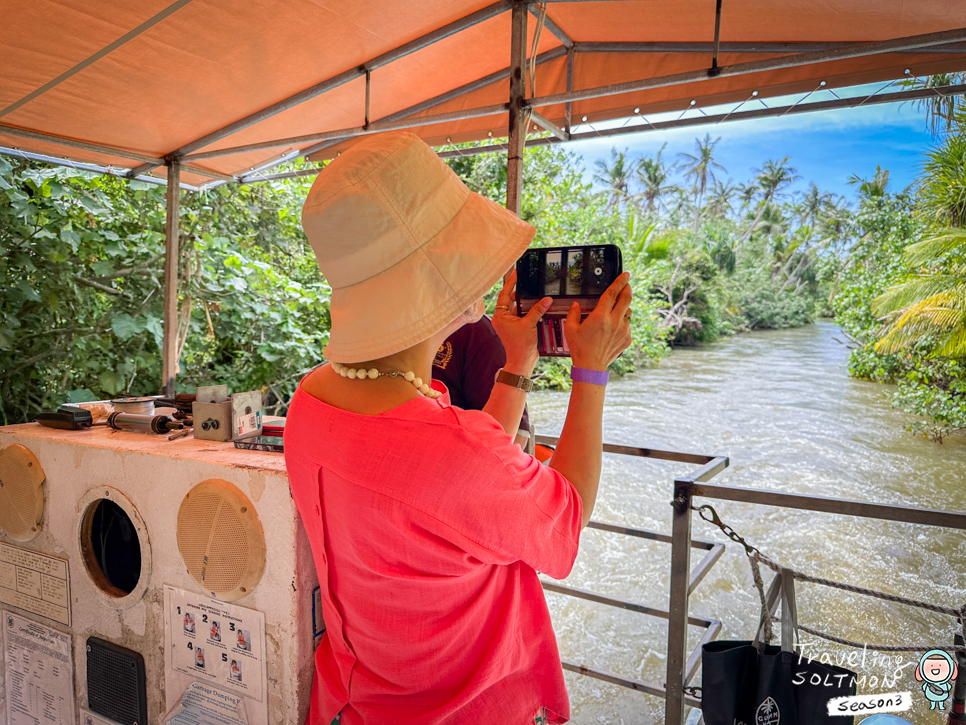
[565,45,574,132]
[162,159,181,397]
[506,0,528,215]
[365,69,371,128]
[665,480,694,725]
[710,0,723,75]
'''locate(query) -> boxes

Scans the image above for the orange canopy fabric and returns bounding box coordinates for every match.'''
[3,0,966,187]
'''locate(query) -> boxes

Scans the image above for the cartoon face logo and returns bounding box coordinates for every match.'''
[916,649,958,710]
[756,696,780,725]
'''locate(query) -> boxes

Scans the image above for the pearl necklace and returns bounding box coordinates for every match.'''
[331,361,442,400]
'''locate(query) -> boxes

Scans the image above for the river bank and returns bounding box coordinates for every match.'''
[530,320,966,724]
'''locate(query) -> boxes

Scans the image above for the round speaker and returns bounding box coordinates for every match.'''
[177,480,265,601]
[0,444,45,542]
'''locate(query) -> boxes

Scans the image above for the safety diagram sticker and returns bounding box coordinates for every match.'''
[164,586,266,702]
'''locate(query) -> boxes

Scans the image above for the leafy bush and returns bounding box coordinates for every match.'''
[0,157,329,423]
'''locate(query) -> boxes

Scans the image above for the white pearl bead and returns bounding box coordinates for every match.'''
[368,368,379,379]
[413,377,422,389]
[420,383,430,394]
[404,371,415,382]
[347,368,357,379]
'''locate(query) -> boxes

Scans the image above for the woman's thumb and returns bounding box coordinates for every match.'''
[566,301,581,329]
[524,296,553,322]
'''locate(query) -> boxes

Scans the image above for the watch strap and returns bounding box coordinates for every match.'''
[494,368,534,393]
[570,366,610,386]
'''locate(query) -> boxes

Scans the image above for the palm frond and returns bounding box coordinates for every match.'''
[872,276,966,315]
[903,229,966,268]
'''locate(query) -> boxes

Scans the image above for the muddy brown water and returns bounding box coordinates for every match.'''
[528,320,966,724]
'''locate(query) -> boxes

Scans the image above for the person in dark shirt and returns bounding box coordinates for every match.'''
[433,315,532,450]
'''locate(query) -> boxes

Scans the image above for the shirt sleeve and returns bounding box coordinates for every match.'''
[437,408,582,579]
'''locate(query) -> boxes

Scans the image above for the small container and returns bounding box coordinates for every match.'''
[110,397,156,416]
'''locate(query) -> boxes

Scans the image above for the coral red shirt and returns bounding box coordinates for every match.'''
[284,376,582,724]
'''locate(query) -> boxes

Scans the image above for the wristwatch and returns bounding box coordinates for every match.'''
[494,367,534,393]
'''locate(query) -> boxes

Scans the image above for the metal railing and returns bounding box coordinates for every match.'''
[534,435,730,712]
[665,467,966,725]
[535,434,966,725]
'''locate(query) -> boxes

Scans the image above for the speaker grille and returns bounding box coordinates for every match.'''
[177,480,265,601]
[86,637,147,725]
[0,444,45,541]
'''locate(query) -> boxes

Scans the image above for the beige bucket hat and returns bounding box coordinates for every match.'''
[302,132,535,362]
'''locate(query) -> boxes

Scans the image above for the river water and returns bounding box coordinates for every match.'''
[528,320,966,724]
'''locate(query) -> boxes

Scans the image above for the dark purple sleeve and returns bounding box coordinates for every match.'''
[433,317,530,433]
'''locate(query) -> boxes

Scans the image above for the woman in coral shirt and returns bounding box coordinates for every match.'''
[285,132,632,725]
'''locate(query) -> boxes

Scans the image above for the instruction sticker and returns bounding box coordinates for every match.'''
[0,543,71,626]
[164,586,266,702]
[162,681,249,725]
[3,610,75,725]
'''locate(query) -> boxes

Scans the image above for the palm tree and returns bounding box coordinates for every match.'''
[872,229,966,357]
[901,72,966,136]
[794,182,836,228]
[918,133,966,228]
[678,134,726,233]
[847,165,891,201]
[740,157,799,241]
[593,148,633,208]
[706,178,737,220]
[635,144,677,215]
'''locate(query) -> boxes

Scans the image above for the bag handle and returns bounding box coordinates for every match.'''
[752,568,799,654]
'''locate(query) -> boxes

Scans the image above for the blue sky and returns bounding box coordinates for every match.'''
[564,84,941,205]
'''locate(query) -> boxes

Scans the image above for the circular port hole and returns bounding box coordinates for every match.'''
[80,498,142,597]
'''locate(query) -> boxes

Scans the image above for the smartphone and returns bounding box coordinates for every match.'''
[515,244,623,357]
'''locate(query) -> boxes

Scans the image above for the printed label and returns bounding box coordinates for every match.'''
[3,610,75,725]
[236,411,262,438]
[0,543,71,626]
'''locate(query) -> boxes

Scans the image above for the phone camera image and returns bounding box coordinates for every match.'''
[514,244,622,357]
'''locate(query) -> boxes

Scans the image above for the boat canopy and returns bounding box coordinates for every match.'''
[3,0,966,189]
[4,0,966,392]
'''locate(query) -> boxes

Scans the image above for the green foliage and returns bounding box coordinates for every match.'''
[872,229,966,358]
[0,156,329,424]
[891,358,966,442]
[830,120,966,440]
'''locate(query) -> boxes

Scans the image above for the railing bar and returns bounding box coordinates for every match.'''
[684,456,730,483]
[688,543,725,595]
[587,520,716,550]
[533,434,715,465]
[690,483,966,530]
[561,661,667,698]
[541,581,714,627]
[684,619,722,685]
[561,662,703,709]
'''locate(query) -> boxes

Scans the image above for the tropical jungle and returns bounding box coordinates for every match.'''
[1,95,964,440]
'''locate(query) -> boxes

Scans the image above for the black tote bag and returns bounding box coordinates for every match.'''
[701,568,856,725]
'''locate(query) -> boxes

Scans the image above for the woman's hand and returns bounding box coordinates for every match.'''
[564,272,633,371]
[491,269,552,376]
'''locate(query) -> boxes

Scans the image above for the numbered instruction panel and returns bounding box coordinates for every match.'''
[164,586,267,703]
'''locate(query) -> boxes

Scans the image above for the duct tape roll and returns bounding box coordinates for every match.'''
[110,397,156,415]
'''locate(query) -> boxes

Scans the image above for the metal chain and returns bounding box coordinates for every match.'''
[694,504,773,645]
[693,503,966,653]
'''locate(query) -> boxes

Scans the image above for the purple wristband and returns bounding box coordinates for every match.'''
[570,366,610,386]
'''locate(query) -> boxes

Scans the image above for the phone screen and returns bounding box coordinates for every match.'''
[517,245,621,299]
